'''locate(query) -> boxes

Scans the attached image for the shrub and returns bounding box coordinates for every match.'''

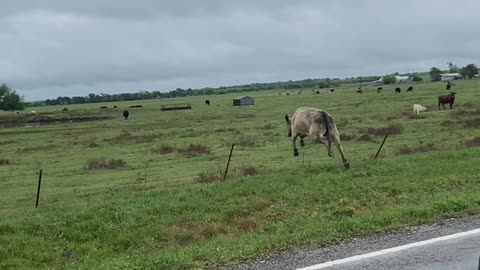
[84,158,127,170]
[178,144,210,156]
[239,166,258,176]
[0,159,10,166]
[153,145,176,154]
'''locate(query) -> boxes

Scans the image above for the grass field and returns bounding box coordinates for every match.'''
[1,80,480,269]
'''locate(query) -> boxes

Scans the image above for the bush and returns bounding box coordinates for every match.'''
[178,144,211,157]
[0,83,25,111]
[153,145,176,154]
[0,159,10,166]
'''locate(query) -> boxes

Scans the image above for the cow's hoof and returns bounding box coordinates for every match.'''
[294,150,299,157]
[343,162,350,170]
[300,140,305,147]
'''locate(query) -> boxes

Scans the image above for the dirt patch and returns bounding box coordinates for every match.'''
[195,171,223,183]
[178,144,211,157]
[152,145,176,154]
[397,144,438,155]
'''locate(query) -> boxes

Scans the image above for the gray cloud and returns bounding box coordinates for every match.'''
[1,0,479,100]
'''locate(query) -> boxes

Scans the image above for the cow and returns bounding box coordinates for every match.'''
[284,107,350,169]
[113,105,117,108]
[129,105,143,108]
[316,91,320,94]
[298,91,302,94]
[407,86,413,92]
[62,108,69,111]
[330,89,335,92]
[205,100,210,106]
[356,89,363,94]
[395,87,401,93]
[123,110,129,120]
[286,93,290,96]
[100,106,108,109]
[377,87,383,93]
[413,104,427,115]
[438,92,456,110]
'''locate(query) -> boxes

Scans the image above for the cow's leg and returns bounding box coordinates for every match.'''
[333,138,350,169]
[442,103,446,110]
[314,135,334,157]
[292,133,299,157]
[450,102,453,109]
[300,136,305,147]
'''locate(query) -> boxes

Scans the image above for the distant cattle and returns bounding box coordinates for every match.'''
[129,105,143,108]
[316,91,320,94]
[113,105,117,108]
[438,92,456,110]
[413,104,427,115]
[62,108,69,111]
[330,89,335,92]
[377,87,383,93]
[407,86,413,92]
[279,93,282,95]
[123,110,129,120]
[395,87,401,94]
[285,107,349,169]
[205,100,210,106]
[100,106,108,109]
[298,91,302,94]
[356,89,363,94]
[286,93,290,96]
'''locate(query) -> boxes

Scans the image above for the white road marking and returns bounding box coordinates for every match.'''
[296,228,480,270]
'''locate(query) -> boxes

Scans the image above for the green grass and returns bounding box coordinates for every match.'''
[1,80,480,269]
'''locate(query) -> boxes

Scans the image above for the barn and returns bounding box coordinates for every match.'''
[233,96,255,106]
[441,73,463,81]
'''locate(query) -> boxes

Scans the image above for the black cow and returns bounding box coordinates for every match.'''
[316,91,320,94]
[113,105,117,108]
[395,87,401,94]
[407,86,413,92]
[205,100,210,106]
[129,105,143,108]
[62,108,69,111]
[100,106,108,109]
[377,87,383,93]
[330,89,335,92]
[123,110,129,120]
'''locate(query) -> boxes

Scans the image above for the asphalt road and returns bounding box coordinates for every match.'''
[222,216,480,270]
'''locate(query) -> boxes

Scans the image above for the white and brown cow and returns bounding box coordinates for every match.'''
[285,107,350,169]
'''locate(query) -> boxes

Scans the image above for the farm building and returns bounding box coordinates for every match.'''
[441,73,463,81]
[233,96,255,106]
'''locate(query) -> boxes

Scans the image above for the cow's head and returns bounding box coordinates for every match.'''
[284,114,292,137]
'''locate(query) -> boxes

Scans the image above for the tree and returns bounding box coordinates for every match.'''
[412,75,423,83]
[459,64,479,79]
[447,62,459,73]
[0,83,25,111]
[383,75,396,84]
[429,67,442,81]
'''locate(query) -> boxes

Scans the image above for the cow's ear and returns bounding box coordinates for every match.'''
[285,114,290,123]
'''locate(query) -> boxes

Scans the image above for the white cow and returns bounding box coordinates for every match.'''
[413,104,427,115]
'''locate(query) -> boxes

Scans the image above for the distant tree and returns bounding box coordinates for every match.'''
[447,62,459,73]
[383,75,396,84]
[459,64,479,79]
[0,83,25,111]
[412,75,423,83]
[429,67,442,81]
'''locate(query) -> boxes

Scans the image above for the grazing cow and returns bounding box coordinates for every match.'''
[330,89,335,92]
[284,107,350,169]
[286,93,290,96]
[316,91,320,94]
[113,105,117,108]
[298,91,302,94]
[62,108,69,111]
[356,89,363,94]
[413,104,427,115]
[377,87,383,93]
[100,106,108,109]
[205,100,210,106]
[129,105,143,108]
[407,86,413,92]
[123,110,129,120]
[395,87,401,93]
[438,92,456,110]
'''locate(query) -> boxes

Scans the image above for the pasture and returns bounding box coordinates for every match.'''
[1,80,480,269]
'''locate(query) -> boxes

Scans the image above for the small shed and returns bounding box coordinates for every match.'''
[441,73,463,81]
[233,96,255,106]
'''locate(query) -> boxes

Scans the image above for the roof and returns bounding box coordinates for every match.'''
[234,96,254,100]
[441,73,462,77]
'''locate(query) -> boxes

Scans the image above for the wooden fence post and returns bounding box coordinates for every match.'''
[223,144,235,181]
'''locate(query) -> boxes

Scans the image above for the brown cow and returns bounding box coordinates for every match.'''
[438,92,456,110]
[285,107,350,169]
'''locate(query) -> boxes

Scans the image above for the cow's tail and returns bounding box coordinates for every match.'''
[320,111,334,143]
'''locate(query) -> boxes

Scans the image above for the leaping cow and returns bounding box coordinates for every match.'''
[285,107,350,169]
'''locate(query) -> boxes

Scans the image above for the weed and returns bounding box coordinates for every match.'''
[195,171,223,183]
[262,123,275,130]
[465,137,480,147]
[0,159,10,166]
[233,216,263,231]
[153,145,176,154]
[239,166,258,176]
[178,144,211,157]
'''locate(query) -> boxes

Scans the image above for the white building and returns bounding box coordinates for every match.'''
[440,73,463,81]
[395,75,410,83]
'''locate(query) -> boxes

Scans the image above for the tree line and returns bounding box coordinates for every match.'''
[429,63,478,81]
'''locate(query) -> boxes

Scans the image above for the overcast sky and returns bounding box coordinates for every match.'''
[1,0,479,101]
